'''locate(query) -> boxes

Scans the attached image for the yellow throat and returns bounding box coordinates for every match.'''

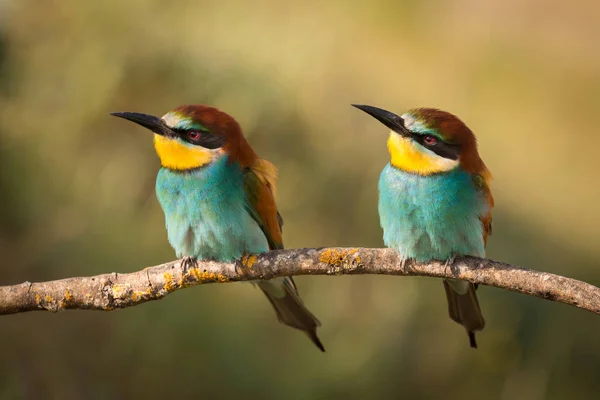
[153,134,218,170]
[387,132,459,175]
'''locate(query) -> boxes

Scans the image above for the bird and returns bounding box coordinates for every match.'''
[111,104,324,351]
[352,104,494,348]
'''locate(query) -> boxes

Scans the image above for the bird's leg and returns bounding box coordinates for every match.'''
[399,255,409,271]
[235,253,253,278]
[444,255,457,276]
[180,256,197,274]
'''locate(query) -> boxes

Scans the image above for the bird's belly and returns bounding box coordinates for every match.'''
[165,200,268,261]
[378,164,486,261]
[156,167,269,261]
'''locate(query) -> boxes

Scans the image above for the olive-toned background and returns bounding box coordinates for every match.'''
[1,1,599,399]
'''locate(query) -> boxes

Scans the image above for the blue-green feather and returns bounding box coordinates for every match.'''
[378,164,488,261]
[155,155,269,260]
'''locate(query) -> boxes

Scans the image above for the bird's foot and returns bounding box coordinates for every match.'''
[444,255,457,276]
[234,259,244,277]
[235,254,254,278]
[399,255,409,271]
[180,256,197,274]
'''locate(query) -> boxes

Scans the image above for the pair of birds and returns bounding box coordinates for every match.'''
[111,103,493,352]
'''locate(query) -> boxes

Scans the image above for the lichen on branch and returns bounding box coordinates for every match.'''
[0,248,599,316]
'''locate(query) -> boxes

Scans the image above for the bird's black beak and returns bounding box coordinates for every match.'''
[351,104,411,137]
[110,112,176,137]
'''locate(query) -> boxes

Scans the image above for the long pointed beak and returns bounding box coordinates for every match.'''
[110,112,175,137]
[351,104,410,137]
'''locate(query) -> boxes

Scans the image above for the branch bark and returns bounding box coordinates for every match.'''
[1,247,599,316]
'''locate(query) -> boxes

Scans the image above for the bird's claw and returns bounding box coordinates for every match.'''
[399,256,408,270]
[235,254,251,278]
[234,259,243,276]
[181,256,197,274]
[444,255,456,275]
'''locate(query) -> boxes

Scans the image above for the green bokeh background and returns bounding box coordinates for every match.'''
[1,1,599,399]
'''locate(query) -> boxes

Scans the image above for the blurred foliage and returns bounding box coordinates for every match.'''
[0,0,599,399]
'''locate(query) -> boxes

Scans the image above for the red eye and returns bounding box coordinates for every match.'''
[423,135,437,145]
[188,131,200,140]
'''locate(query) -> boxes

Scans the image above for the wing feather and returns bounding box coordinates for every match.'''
[243,158,283,250]
[472,172,494,246]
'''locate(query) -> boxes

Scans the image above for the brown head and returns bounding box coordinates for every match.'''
[111,104,257,170]
[352,105,490,177]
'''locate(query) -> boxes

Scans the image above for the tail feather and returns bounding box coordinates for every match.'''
[258,277,325,352]
[443,279,485,348]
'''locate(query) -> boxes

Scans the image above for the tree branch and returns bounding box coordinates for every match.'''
[1,248,599,315]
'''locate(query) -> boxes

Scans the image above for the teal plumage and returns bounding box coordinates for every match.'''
[111,105,324,351]
[155,156,269,260]
[379,164,487,261]
[353,104,494,348]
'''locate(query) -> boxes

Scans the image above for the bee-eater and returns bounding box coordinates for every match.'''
[111,105,324,351]
[353,105,494,348]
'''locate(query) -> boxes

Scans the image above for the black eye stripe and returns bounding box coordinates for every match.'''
[172,128,226,149]
[172,128,205,136]
[412,133,460,160]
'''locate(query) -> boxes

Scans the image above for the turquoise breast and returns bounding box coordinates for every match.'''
[155,156,269,261]
[378,164,488,261]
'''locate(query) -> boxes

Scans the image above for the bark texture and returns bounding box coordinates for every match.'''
[1,248,599,316]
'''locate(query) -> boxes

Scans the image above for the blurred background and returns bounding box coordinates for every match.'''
[1,0,599,398]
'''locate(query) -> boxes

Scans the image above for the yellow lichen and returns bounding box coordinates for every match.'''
[35,293,41,305]
[200,271,217,282]
[319,248,362,274]
[111,284,127,298]
[186,267,200,280]
[243,254,258,269]
[131,287,152,301]
[183,267,203,282]
[58,289,73,309]
[183,267,229,284]
[348,248,362,264]
[319,249,347,266]
[44,295,54,303]
[163,272,177,292]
